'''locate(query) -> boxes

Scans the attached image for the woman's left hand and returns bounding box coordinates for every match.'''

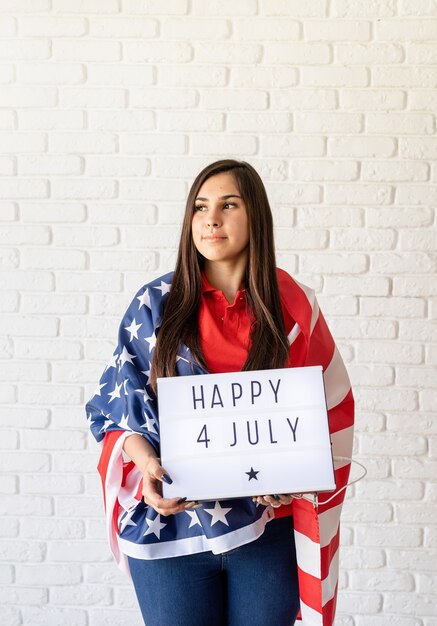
[252,494,294,508]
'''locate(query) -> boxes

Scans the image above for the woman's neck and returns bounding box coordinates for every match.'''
[204,260,247,304]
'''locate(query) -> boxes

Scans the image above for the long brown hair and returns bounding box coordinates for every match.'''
[149,159,289,391]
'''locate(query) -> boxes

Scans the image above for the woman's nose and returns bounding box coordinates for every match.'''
[206,208,221,227]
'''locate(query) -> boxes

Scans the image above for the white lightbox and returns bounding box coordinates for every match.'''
[157,365,335,501]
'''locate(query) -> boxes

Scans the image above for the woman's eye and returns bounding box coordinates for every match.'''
[223,203,235,209]
[194,205,206,211]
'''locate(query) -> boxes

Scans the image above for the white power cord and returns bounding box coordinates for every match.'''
[290,457,367,508]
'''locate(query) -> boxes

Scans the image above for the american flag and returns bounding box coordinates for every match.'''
[86,268,354,626]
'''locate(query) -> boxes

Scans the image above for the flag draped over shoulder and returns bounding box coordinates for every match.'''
[277,268,354,625]
[86,268,354,626]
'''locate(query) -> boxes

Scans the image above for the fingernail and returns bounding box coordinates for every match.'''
[184,501,198,509]
[161,474,173,485]
[177,497,187,504]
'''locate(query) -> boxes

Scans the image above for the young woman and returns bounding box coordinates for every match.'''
[86,159,354,626]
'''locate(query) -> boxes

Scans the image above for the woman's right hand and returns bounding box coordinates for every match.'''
[141,456,200,516]
[123,433,200,517]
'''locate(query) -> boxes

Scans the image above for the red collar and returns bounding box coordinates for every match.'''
[201,272,216,294]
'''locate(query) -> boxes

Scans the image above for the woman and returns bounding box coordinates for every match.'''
[86,159,354,626]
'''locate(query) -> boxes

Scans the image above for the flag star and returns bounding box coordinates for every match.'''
[135,387,152,403]
[87,412,98,429]
[99,417,112,433]
[203,501,232,527]
[104,352,118,372]
[118,345,137,368]
[153,280,171,296]
[141,411,158,435]
[120,508,138,533]
[118,413,131,430]
[143,514,166,540]
[176,355,189,364]
[144,332,157,352]
[92,382,107,398]
[185,510,201,529]
[137,289,151,310]
[108,381,123,403]
[141,367,151,380]
[124,318,142,341]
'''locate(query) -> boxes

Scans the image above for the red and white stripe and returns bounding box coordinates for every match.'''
[278,268,354,625]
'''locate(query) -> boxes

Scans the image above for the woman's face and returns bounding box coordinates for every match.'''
[191,172,249,267]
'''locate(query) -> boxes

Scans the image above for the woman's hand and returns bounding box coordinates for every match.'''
[252,494,295,508]
[122,433,200,517]
[141,456,200,517]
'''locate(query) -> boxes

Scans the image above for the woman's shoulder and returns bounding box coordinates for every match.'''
[275,267,319,335]
[120,271,175,326]
[134,270,174,296]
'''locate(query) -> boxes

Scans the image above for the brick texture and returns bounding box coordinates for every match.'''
[1,3,436,625]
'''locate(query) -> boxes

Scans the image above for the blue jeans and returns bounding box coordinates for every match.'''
[128,515,300,626]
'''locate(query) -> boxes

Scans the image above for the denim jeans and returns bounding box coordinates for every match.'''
[128,515,300,626]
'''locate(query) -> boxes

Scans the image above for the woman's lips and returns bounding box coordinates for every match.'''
[202,236,227,242]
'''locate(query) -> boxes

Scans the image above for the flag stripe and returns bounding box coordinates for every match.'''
[294,530,321,579]
[322,547,340,605]
[324,346,352,410]
[297,569,323,613]
[299,600,324,626]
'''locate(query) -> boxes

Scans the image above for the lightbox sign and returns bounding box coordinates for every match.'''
[157,366,335,501]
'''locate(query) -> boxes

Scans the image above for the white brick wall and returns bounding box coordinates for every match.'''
[0,2,436,625]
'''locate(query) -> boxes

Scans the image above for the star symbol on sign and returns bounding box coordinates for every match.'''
[144,332,157,352]
[118,346,137,368]
[153,280,171,296]
[108,381,123,403]
[246,467,259,481]
[137,289,151,310]
[203,501,232,527]
[124,318,142,341]
[143,514,167,540]
[185,510,201,529]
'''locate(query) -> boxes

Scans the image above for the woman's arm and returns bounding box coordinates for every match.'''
[123,434,200,515]
[122,433,159,475]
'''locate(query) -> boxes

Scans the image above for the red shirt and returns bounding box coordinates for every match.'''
[199,271,295,373]
[199,272,252,373]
